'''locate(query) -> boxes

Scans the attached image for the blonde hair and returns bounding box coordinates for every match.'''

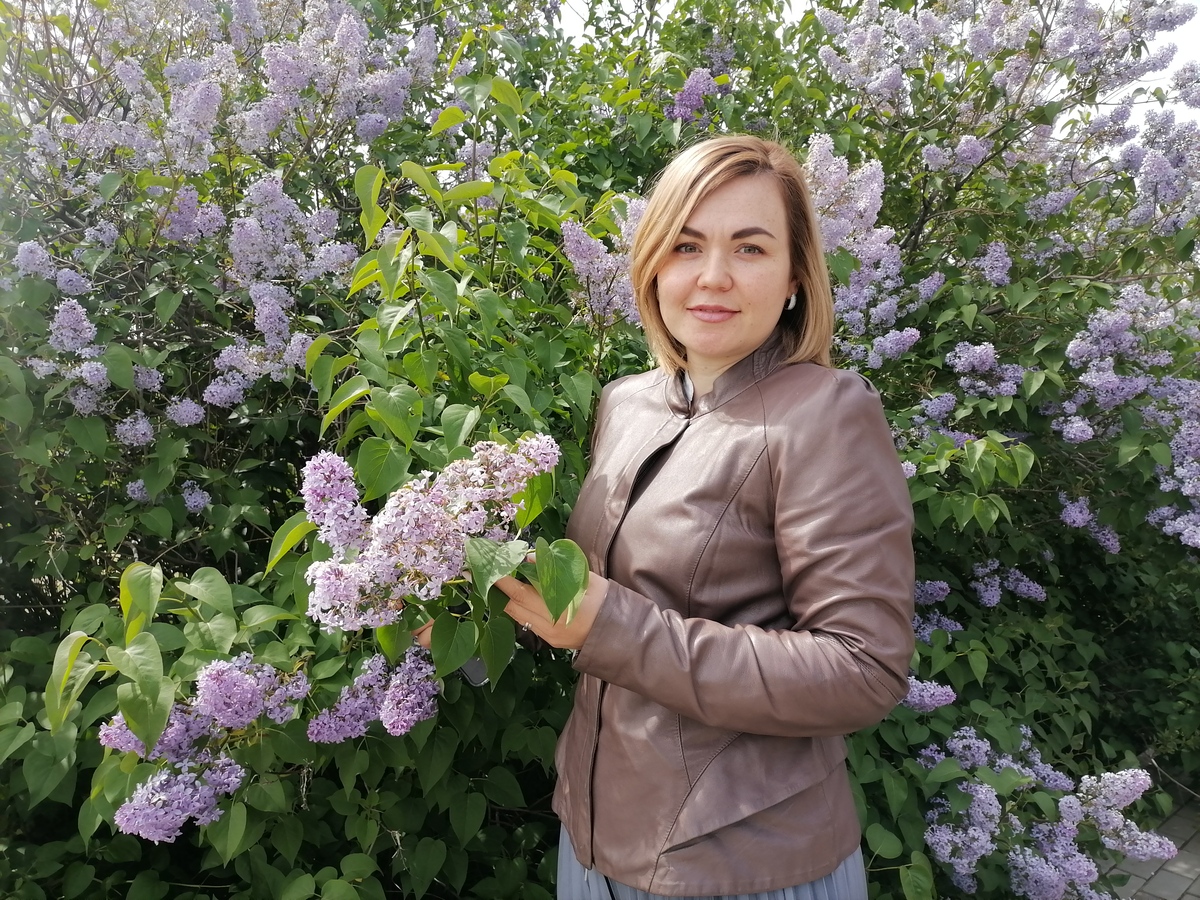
[630,135,834,373]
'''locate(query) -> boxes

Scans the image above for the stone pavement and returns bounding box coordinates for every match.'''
[1110,798,1200,899]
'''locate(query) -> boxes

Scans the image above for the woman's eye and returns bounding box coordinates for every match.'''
[674,242,700,253]
[739,244,764,254]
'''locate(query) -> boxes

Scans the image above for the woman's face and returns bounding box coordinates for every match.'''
[654,174,799,381]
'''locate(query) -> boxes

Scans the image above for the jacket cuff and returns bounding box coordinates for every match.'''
[572,579,641,679]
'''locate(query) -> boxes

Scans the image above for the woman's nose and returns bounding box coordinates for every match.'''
[697,252,733,289]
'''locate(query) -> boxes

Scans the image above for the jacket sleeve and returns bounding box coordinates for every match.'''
[571,370,915,737]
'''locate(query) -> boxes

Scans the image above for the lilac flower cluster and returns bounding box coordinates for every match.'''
[1057,494,1123,554]
[48,299,98,354]
[101,655,308,843]
[181,480,211,513]
[922,723,1176,896]
[945,341,1027,398]
[561,199,645,325]
[804,134,910,361]
[301,450,369,558]
[970,559,1047,607]
[902,675,956,711]
[308,650,437,742]
[304,436,561,632]
[974,241,1013,287]
[666,68,718,121]
[913,610,963,643]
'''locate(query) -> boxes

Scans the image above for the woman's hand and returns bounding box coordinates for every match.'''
[410,571,608,652]
[499,570,608,650]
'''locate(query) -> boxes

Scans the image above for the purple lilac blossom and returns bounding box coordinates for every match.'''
[914,580,951,606]
[1059,493,1096,527]
[166,398,205,426]
[55,268,93,296]
[193,659,266,729]
[48,299,97,353]
[913,610,963,642]
[307,654,390,743]
[134,365,164,391]
[72,360,109,388]
[126,480,150,503]
[903,676,956,711]
[67,385,102,415]
[15,241,56,279]
[867,327,920,368]
[26,358,58,377]
[921,393,958,422]
[667,68,718,120]
[203,371,250,407]
[301,451,369,559]
[305,436,561,632]
[182,480,211,513]
[379,647,438,735]
[975,241,1012,287]
[915,272,946,300]
[900,460,917,478]
[115,411,155,447]
[561,210,641,325]
[1003,567,1047,602]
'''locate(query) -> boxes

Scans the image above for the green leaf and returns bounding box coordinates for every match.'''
[464,538,529,601]
[0,394,33,430]
[514,472,553,529]
[116,676,174,754]
[107,630,162,689]
[400,161,443,207]
[403,349,439,393]
[899,851,935,900]
[65,417,108,456]
[241,605,298,629]
[102,344,135,391]
[410,837,447,899]
[355,436,410,502]
[98,171,123,200]
[209,800,247,864]
[341,852,377,880]
[119,562,163,643]
[478,615,516,683]
[354,165,387,246]
[431,613,479,678]
[968,649,989,684]
[450,792,487,846]
[280,872,315,900]
[925,757,966,783]
[140,506,174,539]
[375,623,410,663]
[266,511,317,574]
[865,822,903,859]
[431,104,468,135]
[483,765,525,807]
[155,289,183,325]
[420,270,459,308]
[468,371,509,397]
[490,76,523,113]
[0,723,35,765]
[443,180,494,204]
[440,403,480,449]
[46,631,100,733]
[535,538,589,622]
[370,385,423,448]
[320,881,358,900]
[321,374,371,437]
[179,567,234,617]
[273,818,304,867]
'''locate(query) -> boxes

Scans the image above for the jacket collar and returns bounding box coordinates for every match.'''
[665,330,789,418]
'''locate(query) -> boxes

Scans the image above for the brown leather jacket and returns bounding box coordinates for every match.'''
[553,335,916,896]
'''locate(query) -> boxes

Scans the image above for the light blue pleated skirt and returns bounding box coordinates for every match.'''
[556,825,869,900]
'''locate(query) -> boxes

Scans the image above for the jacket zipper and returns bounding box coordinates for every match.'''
[584,417,691,868]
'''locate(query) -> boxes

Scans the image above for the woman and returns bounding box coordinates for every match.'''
[500,135,916,899]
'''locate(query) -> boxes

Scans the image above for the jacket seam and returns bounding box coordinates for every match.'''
[812,632,893,695]
[681,446,768,616]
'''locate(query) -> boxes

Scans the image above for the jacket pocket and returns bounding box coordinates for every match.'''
[665,731,847,850]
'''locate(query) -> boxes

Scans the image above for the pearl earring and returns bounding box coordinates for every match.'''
[785,293,798,311]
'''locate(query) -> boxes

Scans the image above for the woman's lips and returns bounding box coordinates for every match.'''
[689,306,738,323]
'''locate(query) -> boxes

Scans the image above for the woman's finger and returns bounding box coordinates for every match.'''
[412,619,434,649]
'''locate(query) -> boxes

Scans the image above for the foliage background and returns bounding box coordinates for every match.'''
[1,0,1199,897]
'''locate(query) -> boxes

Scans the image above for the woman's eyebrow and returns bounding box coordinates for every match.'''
[679,225,778,240]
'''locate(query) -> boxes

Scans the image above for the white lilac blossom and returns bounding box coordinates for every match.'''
[303,436,561,632]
